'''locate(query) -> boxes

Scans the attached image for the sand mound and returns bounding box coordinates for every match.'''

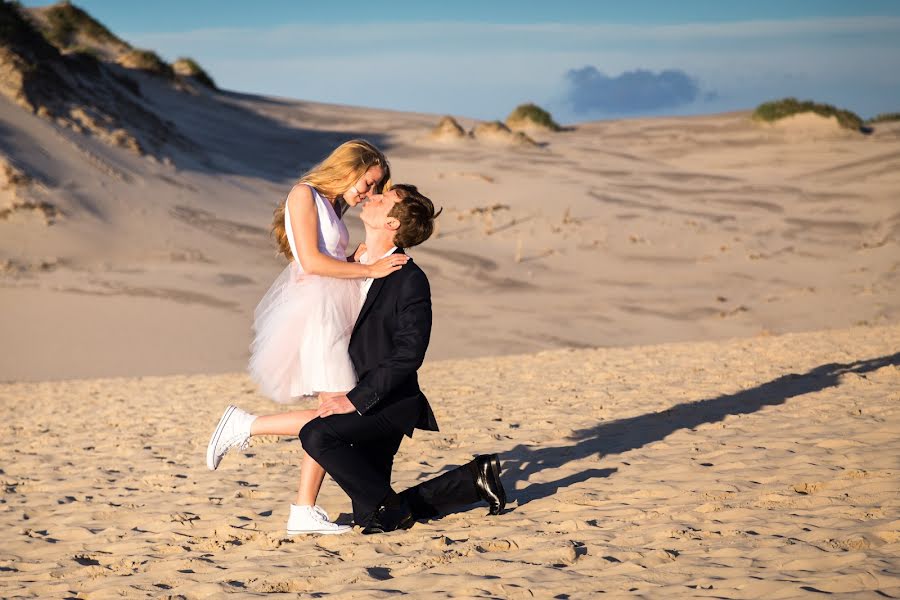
[765,112,857,140]
[753,98,864,131]
[0,3,185,156]
[429,115,466,142]
[26,3,212,91]
[772,112,842,131]
[471,120,538,146]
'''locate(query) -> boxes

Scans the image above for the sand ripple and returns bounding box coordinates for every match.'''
[1,324,898,598]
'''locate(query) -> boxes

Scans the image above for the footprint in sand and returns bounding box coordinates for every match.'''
[792,481,824,495]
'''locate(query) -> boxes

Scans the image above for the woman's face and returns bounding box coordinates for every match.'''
[343,165,385,206]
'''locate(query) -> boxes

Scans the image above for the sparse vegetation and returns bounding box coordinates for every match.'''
[0,0,184,158]
[506,103,561,131]
[868,112,900,124]
[117,49,174,79]
[0,0,70,105]
[42,0,125,49]
[753,98,864,131]
[172,57,216,89]
[71,43,99,57]
[0,0,50,51]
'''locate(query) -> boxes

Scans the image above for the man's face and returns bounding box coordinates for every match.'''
[360,189,403,231]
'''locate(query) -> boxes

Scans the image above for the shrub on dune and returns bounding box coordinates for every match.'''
[172,57,216,89]
[867,112,900,124]
[117,49,174,79]
[506,102,561,132]
[752,98,864,131]
[41,1,126,49]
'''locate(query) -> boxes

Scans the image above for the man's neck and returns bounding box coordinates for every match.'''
[363,229,397,263]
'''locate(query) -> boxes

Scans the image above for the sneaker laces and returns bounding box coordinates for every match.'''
[220,431,251,453]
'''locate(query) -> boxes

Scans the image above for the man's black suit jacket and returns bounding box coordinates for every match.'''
[346,249,439,437]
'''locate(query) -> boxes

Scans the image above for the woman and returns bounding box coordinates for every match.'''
[205,139,409,535]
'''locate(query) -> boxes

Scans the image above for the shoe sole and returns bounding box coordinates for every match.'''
[362,521,414,535]
[286,528,352,536]
[488,454,507,513]
[206,405,237,470]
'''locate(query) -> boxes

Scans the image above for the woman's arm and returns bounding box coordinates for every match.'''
[288,185,405,278]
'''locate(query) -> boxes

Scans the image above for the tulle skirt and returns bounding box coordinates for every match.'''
[249,263,363,403]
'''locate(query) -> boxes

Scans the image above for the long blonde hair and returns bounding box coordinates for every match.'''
[272,139,390,260]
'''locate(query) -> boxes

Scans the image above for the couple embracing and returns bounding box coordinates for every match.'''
[206,140,506,535]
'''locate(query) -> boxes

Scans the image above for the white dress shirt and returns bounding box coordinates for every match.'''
[351,246,399,415]
[359,246,398,302]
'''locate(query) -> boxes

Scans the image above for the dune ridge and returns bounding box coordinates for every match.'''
[0,1,897,388]
[2,92,897,381]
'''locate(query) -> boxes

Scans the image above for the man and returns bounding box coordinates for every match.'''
[302,184,507,533]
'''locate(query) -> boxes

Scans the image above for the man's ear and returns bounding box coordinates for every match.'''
[385,217,401,232]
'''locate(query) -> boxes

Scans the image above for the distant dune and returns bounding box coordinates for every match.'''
[0,2,899,382]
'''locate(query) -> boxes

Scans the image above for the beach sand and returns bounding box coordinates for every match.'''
[1,323,898,598]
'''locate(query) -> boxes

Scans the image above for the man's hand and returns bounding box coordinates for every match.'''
[315,392,355,418]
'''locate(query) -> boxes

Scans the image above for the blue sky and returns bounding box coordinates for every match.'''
[24,1,900,122]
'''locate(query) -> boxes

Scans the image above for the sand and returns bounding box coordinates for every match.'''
[0,323,898,598]
[1,74,898,381]
[2,10,900,595]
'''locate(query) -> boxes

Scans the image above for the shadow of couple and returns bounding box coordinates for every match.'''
[498,351,899,509]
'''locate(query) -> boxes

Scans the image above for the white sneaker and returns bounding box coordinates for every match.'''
[206,405,256,470]
[286,504,351,535]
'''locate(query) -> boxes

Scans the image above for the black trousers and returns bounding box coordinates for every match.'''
[300,413,482,525]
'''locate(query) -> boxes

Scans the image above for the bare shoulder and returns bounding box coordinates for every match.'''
[286,183,315,213]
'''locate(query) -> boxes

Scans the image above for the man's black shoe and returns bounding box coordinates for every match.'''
[362,493,415,534]
[468,454,506,515]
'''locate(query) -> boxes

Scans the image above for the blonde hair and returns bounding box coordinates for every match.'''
[272,139,390,260]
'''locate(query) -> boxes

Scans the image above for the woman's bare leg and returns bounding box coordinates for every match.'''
[246,408,328,507]
[296,454,326,505]
[250,410,315,436]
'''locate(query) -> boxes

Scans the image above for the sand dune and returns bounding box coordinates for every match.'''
[1,9,897,381]
[1,324,897,597]
[2,86,898,380]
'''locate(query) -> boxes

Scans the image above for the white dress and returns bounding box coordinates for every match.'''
[248,185,362,403]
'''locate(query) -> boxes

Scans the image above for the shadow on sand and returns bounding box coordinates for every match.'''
[155,87,394,180]
[503,352,900,508]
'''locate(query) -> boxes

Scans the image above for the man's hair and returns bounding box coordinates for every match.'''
[388,184,442,248]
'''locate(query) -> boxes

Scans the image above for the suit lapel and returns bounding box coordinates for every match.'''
[352,248,405,336]
[353,276,385,336]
